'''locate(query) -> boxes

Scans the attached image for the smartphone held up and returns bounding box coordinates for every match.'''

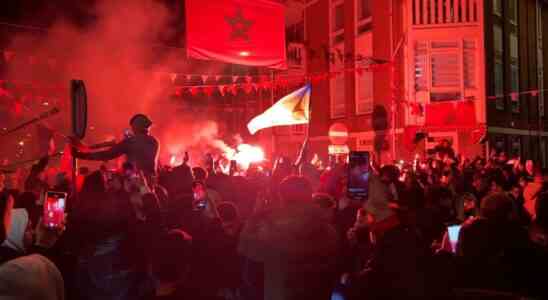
[43,191,67,229]
[347,151,370,201]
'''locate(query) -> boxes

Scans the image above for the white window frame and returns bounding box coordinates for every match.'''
[355,68,374,115]
[330,43,346,119]
[413,39,478,103]
[537,0,545,118]
[494,24,505,110]
[494,59,505,109]
[509,0,518,25]
[330,0,346,119]
[510,33,520,113]
[330,0,345,45]
[542,139,547,168]
[356,0,372,35]
[493,0,502,16]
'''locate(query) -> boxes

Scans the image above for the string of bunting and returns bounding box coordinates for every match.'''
[486,88,544,101]
[1,62,393,99]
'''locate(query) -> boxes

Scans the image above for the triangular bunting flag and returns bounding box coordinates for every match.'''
[531,90,539,97]
[245,76,253,83]
[170,73,178,83]
[510,92,519,101]
[190,87,200,96]
[174,86,183,96]
[186,75,192,82]
[218,85,226,96]
[204,86,214,96]
[232,75,239,83]
[201,75,209,84]
[252,83,259,92]
[3,51,15,62]
[215,75,222,83]
[243,83,253,94]
[230,84,238,95]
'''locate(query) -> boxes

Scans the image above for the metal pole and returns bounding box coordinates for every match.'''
[271,70,276,157]
[390,0,396,161]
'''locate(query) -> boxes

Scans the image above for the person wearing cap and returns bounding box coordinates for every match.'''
[73,114,159,177]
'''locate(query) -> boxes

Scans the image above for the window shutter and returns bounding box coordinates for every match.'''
[414,42,428,91]
[464,40,476,88]
[431,52,460,88]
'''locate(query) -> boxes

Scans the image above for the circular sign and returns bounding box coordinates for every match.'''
[71,80,87,140]
[328,122,349,145]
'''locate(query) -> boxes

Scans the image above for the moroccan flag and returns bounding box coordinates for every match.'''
[248,84,310,134]
[186,0,286,69]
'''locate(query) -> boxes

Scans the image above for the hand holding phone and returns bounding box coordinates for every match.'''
[447,224,461,253]
[348,151,370,200]
[43,191,67,229]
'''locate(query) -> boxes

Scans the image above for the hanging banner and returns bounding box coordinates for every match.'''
[425,101,476,128]
[186,0,287,69]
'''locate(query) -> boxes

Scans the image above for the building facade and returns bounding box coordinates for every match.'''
[279,0,548,165]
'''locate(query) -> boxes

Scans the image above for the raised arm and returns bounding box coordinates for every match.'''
[74,140,128,162]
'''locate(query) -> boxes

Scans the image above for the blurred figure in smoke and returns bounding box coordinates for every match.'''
[73,114,160,179]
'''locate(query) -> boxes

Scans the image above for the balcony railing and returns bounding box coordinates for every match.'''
[412,0,480,27]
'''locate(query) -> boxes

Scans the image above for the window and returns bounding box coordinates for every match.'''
[430,42,461,101]
[431,51,461,101]
[510,64,520,112]
[494,60,505,109]
[331,42,346,119]
[542,139,547,168]
[511,137,521,158]
[431,53,460,88]
[494,25,503,54]
[494,24,505,110]
[357,0,371,21]
[356,71,373,114]
[331,1,345,44]
[510,33,519,113]
[414,42,428,91]
[537,0,545,118]
[333,3,344,32]
[331,74,346,118]
[464,40,476,88]
[413,39,478,103]
[509,0,518,24]
[356,0,372,34]
[493,0,502,16]
[509,33,518,59]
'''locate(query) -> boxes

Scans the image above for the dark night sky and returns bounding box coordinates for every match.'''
[0,0,185,47]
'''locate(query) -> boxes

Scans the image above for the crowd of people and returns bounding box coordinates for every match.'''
[1,116,548,300]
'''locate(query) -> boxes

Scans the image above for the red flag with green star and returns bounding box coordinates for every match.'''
[186,0,286,69]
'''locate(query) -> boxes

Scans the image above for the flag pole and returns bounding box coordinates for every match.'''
[295,84,311,174]
[270,70,276,157]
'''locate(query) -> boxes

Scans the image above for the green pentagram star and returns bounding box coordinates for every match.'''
[225,7,253,41]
